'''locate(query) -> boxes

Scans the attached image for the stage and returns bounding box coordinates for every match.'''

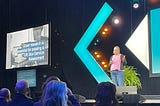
[81,95,160,106]
[82,103,160,106]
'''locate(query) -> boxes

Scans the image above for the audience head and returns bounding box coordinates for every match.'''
[95,82,118,106]
[42,76,61,90]
[42,80,67,106]
[15,79,30,96]
[0,88,11,102]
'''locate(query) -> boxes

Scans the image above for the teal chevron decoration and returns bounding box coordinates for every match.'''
[74,2,113,83]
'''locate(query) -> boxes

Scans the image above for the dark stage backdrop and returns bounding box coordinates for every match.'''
[0,0,160,99]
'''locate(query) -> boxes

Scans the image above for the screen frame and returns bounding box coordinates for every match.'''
[17,69,37,87]
[6,22,51,70]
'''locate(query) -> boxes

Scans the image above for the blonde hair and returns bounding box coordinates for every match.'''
[42,80,67,106]
[114,46,120,51]
[0,88,11,102]
[113,46,121,55]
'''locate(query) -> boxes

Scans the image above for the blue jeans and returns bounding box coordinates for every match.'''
[111,70,124,86]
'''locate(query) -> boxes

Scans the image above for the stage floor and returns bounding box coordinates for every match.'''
[82,95,160,106]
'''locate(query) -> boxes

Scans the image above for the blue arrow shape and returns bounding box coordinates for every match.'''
[74,2,113,83]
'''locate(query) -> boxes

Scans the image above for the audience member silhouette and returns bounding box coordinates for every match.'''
[94,82,118,106]
[34,76,80,106]
[8,80,33,106]
[42,80,68,106]
[0,88,11,106]
[42,76,61,90]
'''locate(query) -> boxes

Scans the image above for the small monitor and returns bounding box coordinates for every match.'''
[17,69,36,87]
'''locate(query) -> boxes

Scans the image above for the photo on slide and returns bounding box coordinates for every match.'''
[6,24,49,69]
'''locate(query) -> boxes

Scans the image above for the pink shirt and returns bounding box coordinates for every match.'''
[110,54,122,71]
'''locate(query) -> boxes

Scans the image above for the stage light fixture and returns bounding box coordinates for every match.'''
[100,26,111,37]
[96,39,100,42]
[112,16,121,25]
[102,31,106,35]
[104,65,107,68]
[101,61,105,65]
[94,52,98,55]
[96,55,101,58]
[114,18,120,24]
[149,0,159,3]
[104,28,108,32]
[132,0,140,9]
[94,42,97,45]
